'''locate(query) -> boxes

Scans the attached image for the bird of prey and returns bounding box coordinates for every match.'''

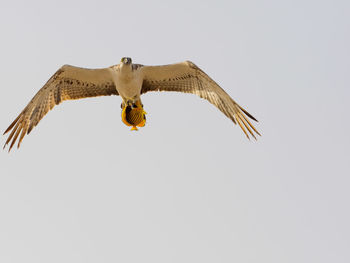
[3,57,260,151]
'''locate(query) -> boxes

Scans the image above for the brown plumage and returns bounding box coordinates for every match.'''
[3,58,260,151]
[140,61,260,139]
[3,65,118,151]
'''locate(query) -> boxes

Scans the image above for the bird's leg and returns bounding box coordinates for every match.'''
[125,99,138,109]
[125,100,134,107]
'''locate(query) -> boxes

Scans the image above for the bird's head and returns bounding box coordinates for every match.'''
[120,57,132,65]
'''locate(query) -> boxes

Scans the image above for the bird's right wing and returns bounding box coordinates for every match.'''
[141,61,260,139]
[3,64,119,151]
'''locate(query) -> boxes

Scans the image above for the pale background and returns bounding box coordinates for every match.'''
[0,0,349,262]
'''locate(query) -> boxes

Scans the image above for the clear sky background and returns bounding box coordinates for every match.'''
[0,0,349,262]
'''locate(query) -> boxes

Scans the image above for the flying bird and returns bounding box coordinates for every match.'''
[3,57,260,151]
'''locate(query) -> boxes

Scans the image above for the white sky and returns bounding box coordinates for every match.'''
[0,0,349,262]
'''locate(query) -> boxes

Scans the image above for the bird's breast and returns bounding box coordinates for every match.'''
[114,73,143,98]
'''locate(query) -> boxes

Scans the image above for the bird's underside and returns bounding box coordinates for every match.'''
[3,57,260,151]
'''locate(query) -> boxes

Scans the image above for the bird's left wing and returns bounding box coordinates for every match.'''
[140,61,260,139]
[3,65,118,151]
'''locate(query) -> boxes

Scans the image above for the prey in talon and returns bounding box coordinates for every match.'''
[3,57,260,151]
[121,100,147,131]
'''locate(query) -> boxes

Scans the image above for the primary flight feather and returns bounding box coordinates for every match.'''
[3,57,260,151]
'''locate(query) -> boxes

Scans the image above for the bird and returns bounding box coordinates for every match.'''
[3,57,260,151]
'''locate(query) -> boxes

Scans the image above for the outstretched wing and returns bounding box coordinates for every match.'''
[141,61,260,139]
[3,64,118,151]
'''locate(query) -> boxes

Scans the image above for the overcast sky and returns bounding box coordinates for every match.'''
[0,0,349,262]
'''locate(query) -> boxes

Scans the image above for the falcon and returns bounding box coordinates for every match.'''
[3,57,260,151]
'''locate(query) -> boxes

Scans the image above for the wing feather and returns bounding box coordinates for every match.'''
[3,65,118,151]
[141,61,260,138]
